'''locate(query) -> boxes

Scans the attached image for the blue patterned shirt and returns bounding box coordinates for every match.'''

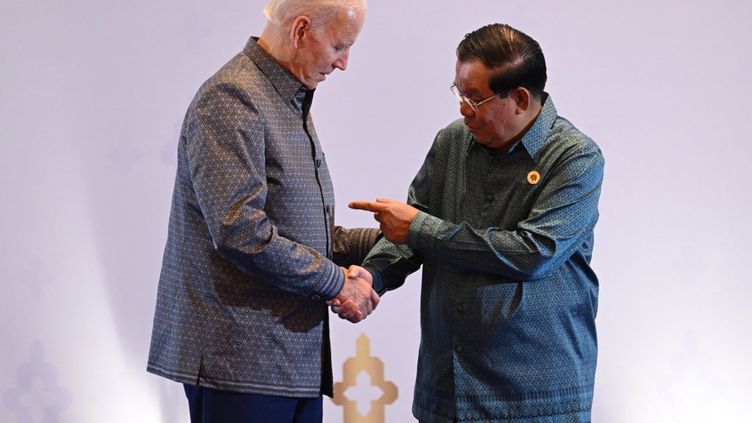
[363,95,604,422]
[148,37,378,398]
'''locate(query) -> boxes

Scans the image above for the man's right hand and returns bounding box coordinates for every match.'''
[328,266,380,323]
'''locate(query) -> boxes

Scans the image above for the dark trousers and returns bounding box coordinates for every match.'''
[184,384,323,423]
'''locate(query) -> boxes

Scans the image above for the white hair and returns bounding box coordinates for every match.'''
[263,0,367,30]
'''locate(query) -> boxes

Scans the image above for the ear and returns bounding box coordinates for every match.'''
[289,16,312,48]
[510,87,532,114]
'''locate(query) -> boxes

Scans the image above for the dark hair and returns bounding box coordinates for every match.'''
[456,23,547,98]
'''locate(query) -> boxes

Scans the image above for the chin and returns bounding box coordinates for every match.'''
[471,134,488,143]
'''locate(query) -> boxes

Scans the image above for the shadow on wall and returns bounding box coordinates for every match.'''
[79,3,267,415]
[81,111,184,414]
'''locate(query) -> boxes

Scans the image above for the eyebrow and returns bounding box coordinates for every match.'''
[456,85,479,97]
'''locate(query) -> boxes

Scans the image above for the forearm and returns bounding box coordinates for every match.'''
[407,211,594,281]
[331,226,381,267]
[214,224,345,299]
[361,237,423,295]
[406,144,604,280]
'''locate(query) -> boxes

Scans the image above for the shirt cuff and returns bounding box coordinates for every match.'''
[363,266,386,296]
[407,211,440,252]
[318,263,345,301]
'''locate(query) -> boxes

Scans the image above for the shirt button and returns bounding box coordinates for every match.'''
[456,303,464,314]
[315,159,322,168]
[454,344,463,353]
[485,194,494,202]
[311,294,321,301]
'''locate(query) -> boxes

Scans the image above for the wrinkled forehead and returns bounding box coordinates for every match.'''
[321,7,364,37]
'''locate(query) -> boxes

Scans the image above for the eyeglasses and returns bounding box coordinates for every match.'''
[450,83,503,113]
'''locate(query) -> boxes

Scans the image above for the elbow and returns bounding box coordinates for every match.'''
[522,256,557,280]
[510,233,560,280]
[211,228,242,262]
[212,216,274,261]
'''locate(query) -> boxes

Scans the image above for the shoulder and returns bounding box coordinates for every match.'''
[185,53,267,124]
[433,119,471,149]
[546,116,604,167]
[438,118,469,140]
[192,51,269,104]
[418,119,471,166]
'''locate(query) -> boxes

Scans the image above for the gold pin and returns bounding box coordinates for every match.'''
[527,170,541,185]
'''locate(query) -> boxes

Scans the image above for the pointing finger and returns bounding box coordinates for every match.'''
[349,201,389,212]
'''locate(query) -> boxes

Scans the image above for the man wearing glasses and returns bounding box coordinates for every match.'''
[349,23,604,422]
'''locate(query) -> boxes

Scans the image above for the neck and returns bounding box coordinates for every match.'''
[498,102,543,152]
[259,24,295,72]
[519,101,543,136]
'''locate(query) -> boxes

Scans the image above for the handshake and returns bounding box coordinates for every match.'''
[328,265,380,323]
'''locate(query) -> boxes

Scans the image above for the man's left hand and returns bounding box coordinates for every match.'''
[349,198,419,245]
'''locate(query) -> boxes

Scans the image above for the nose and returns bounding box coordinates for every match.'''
[333,51,349,71]
[459,100,475,117]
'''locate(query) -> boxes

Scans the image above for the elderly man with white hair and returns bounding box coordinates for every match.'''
[146,0,376,421]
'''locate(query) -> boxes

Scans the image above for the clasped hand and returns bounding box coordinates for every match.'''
[328,265,380,323]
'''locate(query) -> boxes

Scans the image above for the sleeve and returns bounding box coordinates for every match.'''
[360,135,443,294]
[184,81,344,299]
[331,226,382,267]
[407,142,605,281]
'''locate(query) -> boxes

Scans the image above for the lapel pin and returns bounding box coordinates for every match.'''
[527,170,541,185]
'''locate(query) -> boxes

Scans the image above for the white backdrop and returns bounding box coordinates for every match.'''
[2,0,751,421]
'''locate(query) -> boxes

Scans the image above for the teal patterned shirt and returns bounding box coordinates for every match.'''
[363,94,604,422]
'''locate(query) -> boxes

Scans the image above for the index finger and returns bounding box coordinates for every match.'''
[349,201,389,212]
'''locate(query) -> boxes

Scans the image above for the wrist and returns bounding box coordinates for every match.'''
[327,267,348,301]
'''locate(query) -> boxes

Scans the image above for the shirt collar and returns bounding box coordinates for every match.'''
[464,93,557,160]
[518,92,557,161]
[243,37,312,111]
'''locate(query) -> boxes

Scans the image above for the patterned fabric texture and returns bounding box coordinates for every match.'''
[364,94,604,422]
[147,37,379,398]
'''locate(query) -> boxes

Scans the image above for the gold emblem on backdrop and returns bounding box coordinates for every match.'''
[332,334,398,422]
